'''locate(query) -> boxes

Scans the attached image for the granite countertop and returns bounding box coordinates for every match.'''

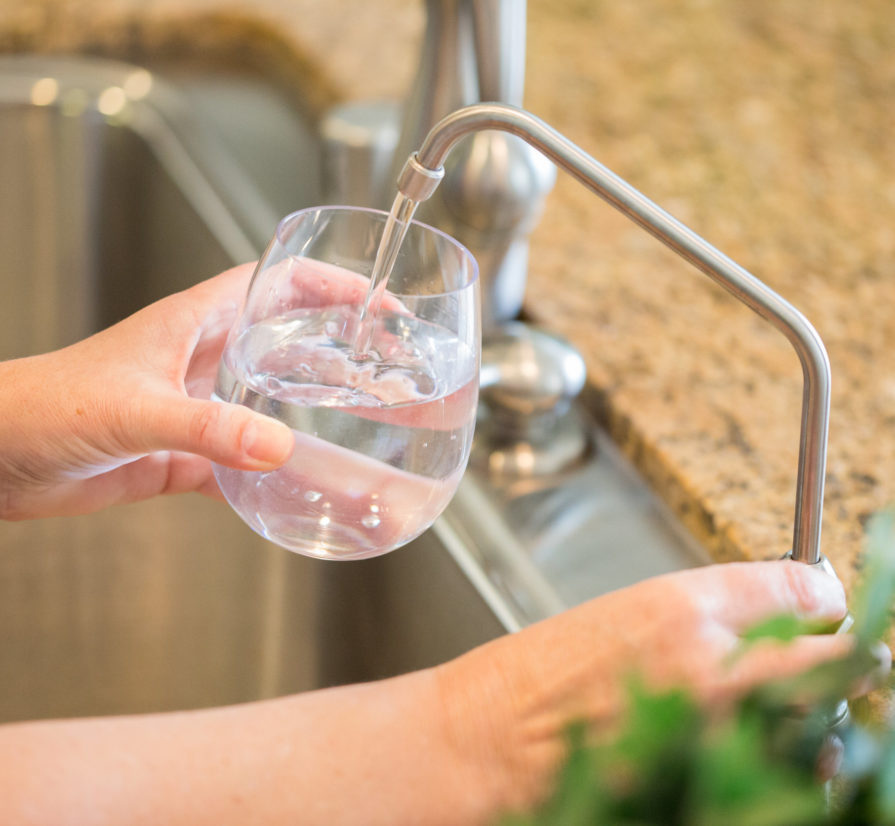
[2,0,893,593]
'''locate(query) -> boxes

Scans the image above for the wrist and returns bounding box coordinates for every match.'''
[432,643,567,821]
[0,356,53,517]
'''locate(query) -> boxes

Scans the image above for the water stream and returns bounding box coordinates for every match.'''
[351,192,419,356]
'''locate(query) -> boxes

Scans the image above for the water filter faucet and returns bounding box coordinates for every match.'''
[397,102,832,571]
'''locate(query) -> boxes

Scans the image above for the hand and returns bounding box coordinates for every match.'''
[434,559,887,814]
[0,560,886,826]
[0,257,446,522]
[0,263,295,520]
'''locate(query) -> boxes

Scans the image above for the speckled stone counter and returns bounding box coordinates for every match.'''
[521,1,895,592]
[2,0,893,592]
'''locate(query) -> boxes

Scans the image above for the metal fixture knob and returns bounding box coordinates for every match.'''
[474,322,591,477]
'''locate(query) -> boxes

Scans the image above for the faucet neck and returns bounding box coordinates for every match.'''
[399,101,831,565]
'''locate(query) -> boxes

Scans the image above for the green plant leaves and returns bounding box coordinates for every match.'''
[851,511,895,648]
[689,710,825,826]
[499,508,895,825]
[739,613,837,646]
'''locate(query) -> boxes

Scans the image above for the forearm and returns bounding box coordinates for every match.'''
[0,669,506,826]
[0,562,859,825]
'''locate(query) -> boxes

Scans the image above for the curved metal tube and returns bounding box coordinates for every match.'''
[399,102,830,564]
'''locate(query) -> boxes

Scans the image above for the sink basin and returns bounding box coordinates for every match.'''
[0,54,708,724]
[0,55,506,723]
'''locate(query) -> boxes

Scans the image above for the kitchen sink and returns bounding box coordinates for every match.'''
[0,54,707,724]
[0,55,508,723]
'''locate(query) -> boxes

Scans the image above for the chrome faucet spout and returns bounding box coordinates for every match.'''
[391,1,555,329]
[399,102,831,567]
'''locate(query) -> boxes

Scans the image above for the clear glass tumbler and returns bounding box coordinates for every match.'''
[212,206,480,560]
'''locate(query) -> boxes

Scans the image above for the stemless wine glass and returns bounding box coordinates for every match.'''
[212,206,480,560]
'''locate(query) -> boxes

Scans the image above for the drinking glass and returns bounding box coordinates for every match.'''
[212,206,480,560]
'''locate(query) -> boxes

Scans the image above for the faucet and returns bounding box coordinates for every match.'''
[397,102,832,570]
[398,101,850,726]
[321,0,556,329]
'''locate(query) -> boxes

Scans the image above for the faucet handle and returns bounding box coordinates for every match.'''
[320,101,401,208]
[469,0,527,104]
[480,322,587,418]
[474,322,592,478]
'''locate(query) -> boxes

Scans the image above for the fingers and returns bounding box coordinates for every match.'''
[181,262,257,309]
[139,262,256,346]
[724,633,855,698]
[256,257,408,314]
[134,396,295,471]
[675,559,848,633]
[0,452,218,519]
[719,634,890,710]
[848,641,893,698]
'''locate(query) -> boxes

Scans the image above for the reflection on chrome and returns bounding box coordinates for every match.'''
[97,86,127,117]
[123,69,153,100]
[29,77,58,107]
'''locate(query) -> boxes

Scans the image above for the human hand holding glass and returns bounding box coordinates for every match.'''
[212,206,480,560]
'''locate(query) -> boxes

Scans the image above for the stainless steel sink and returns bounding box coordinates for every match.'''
[0,55,507,723]
[0,54,708,725]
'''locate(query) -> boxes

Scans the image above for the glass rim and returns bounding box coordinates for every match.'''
[273,204,479,297]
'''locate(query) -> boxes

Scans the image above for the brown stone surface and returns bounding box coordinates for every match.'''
[522,1,895,593]
[1,0,893,592]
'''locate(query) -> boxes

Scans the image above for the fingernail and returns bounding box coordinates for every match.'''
[871,641,892,672]
[243,418,294,466]
[804,568,847,619]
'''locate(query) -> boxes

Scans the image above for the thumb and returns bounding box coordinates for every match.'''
[134,396,294,470]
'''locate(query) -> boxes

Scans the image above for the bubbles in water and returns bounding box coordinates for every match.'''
[361,514,381,529]
[304,490,322,503]
[262,375,284,394]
